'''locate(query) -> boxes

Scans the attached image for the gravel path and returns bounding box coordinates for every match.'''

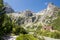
[44,37,60,40]
[3,36,18,40]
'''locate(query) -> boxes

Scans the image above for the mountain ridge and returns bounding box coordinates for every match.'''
[6,3,60,26]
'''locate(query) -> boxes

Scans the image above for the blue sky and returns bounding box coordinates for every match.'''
[4,0,60,12]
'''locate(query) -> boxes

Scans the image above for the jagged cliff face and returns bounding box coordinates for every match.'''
[39,3,60,25]
[7,3,60,26]
[4,2,14,13]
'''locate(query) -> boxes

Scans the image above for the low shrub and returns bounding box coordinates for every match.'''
[36,30,60,39]
[16,34,38,40]
[12,25,28,35]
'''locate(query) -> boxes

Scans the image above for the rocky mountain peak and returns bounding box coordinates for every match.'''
[4,2,14,13]
[48,2,54,7]
[47,3,56,11]
[23,9,33,17]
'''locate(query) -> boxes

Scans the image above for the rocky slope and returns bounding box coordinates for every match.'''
[7,3,60,26]
[39,3,60,26]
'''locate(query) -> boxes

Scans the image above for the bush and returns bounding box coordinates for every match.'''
[12,25,28,35]
[0,15,13,35]
[16,34,38,40]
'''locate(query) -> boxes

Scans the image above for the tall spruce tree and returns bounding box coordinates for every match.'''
[0,0,6,35]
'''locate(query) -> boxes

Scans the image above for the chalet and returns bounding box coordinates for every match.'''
[42,25,53,31]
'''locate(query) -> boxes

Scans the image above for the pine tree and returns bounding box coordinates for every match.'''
[0,0,6,36]
[0,0,3,7]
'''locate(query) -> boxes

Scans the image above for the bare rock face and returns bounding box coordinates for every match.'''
[4,2,14,13]
[47,3,55,10]
[39,3,60,25]
[23,10,33,17]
